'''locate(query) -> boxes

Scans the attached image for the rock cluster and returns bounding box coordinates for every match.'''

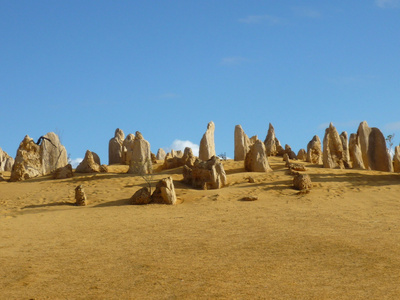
[183,156,227,189]
[127,132,152,174]
[163,147,196,170]
[323,123,345,169]
[130,177,177,205]
[245,140,272,172]
[109,128,125,165]
[0,147,14,172]
[10,133,68,181]
[75,185,87,206]
[76,150,108,173]
[199,121,216,161]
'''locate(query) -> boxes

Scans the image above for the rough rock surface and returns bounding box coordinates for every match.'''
[75,185,87,206]
[127,132,152,174]
[296,149,307,161]
[183,156,227,189]
[53,164,73,179]
[306,135,323,164]
[130,187,152,205]
[284,154,306,171]
[245,140,272,172]
[122,133,135,165]
[264,123,278,156]
[76,150,106,173]
[393,146,400,172]
[349,133,365,169]
[340,131,351,168]
[40,132,68,175]
[163,147,197,170]
[0,147,14,172]
[293,173,312,191]
[323,123,345,169]
[357,121,393,172]
[109,128,125,165]
[151,177,177,205]
[285,144,297,160]
[156,148,166,160]
[199,121,216,161]
[234,125,251,161]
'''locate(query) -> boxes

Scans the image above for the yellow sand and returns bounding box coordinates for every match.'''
[1,157,399,299]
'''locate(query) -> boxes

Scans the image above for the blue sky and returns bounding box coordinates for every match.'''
[1,0,399,165]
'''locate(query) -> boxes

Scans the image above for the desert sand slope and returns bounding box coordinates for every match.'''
[1,157,400,299]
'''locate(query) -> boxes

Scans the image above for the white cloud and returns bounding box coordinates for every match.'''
[167,140,199,157]
[385,121,400,131]
[375,0,400,8]
[238,14,283,25]
[70,158,83,168]
[221,56,248,66]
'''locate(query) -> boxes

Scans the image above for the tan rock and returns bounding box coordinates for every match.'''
[156,148,166,160]
[245,140,272,172]
[340,132,351,168]
[53,164,73,179]
[151,177,177,205]
[76,150,102,173]
[296,149,307,161]
[234,125,251,161]
[323,123,345,169]
[264,123,278,156]
[0,147,14,172]
[109,128,125,165]
[127,132,152,174]
[357,121,392,172]
[75,185,87,206]
[306,135,323,164]
[285,144,297,160]
[122,133,135,165]
[199,121,216,161]
[393,146,400,172]
[293,173,312,191]
[40,132,68,175]
[130,187,152,205]
[349,133,365,169]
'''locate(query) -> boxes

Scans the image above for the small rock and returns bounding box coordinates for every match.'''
[130,187,151,205]
[242,196,258,201]
[75,185,87,206]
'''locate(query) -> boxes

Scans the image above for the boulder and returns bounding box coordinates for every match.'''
[306,135,323,164]
[349,133,365,169]
[75,185,87,206]
[357,121,393,172]
[127,131,152,174]
[53,164,73,179]
[199,121,216,161]
[245,140,272,172]
[156,148,166,160]
[0,147,14,172]
[275,138,285,156]
[130,187,152,205]
[234,125,251,161]
[323,123,345,169]
[182,156,227,189]
[109,128,125,165]
[340,131,351,168]
[293,173,312,191]
[76,150,106,173]
[284,144,297,160]
[393,146,400,172]
[296,149,307,161]
[122,133,135,165]
[264,123,278,156]
[151,177,177,205]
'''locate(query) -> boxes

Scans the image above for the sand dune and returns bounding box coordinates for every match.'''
[1,157,400,299]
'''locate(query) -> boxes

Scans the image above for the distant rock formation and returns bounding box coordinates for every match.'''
[245,140,272,172]
[109,128,125,165]
[296,149,307,161]
[264,123,278,156]
[323,123,345,169]
[53,164,73,179]
[76,150,108,173]
[182,156,227,189]
[127,131,152,174]
[357,121,393,172]
[10,133,68,181]
[163,147,196,170]
[0,147,14,172]
[199,121,216,161]
[393,146,400,172]
[234,125,251,161]
[340,132,351,168]
[306,135,323,164]
[156,148,166,160]
[151,177,177,205]
[122,133,135,165]
[349,133,365,169]
[284,144,297,160]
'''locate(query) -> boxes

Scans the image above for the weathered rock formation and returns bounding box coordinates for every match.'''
[75,185,87,206]
[163,147,196,170]
[130,187,152,205]
[284,144,297,160]
[156,148,166,160]
[393,146,400,172]
[293,173,312,191]
[306,135,323,164]
[349,133,365,169]
[199,121,216,161]
[234,125,251,161]
[264,123,278,156]
[340,131,350,168]
[183,156,227,189]
[0,147,14,172]
[127,132,152,174]
[284,154,306,172]
[122,133,135,165]
[109,128,125,165]
[10,133,68,181]
[151,177,177,205]
[76,150,107,173]
[323,123,345,169]
[296,149,307,161]
[357,121,393,172]
[53,164,73,179]
[245,140,272,172]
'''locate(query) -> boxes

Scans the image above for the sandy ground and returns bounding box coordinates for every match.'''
[1,157,400,299]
